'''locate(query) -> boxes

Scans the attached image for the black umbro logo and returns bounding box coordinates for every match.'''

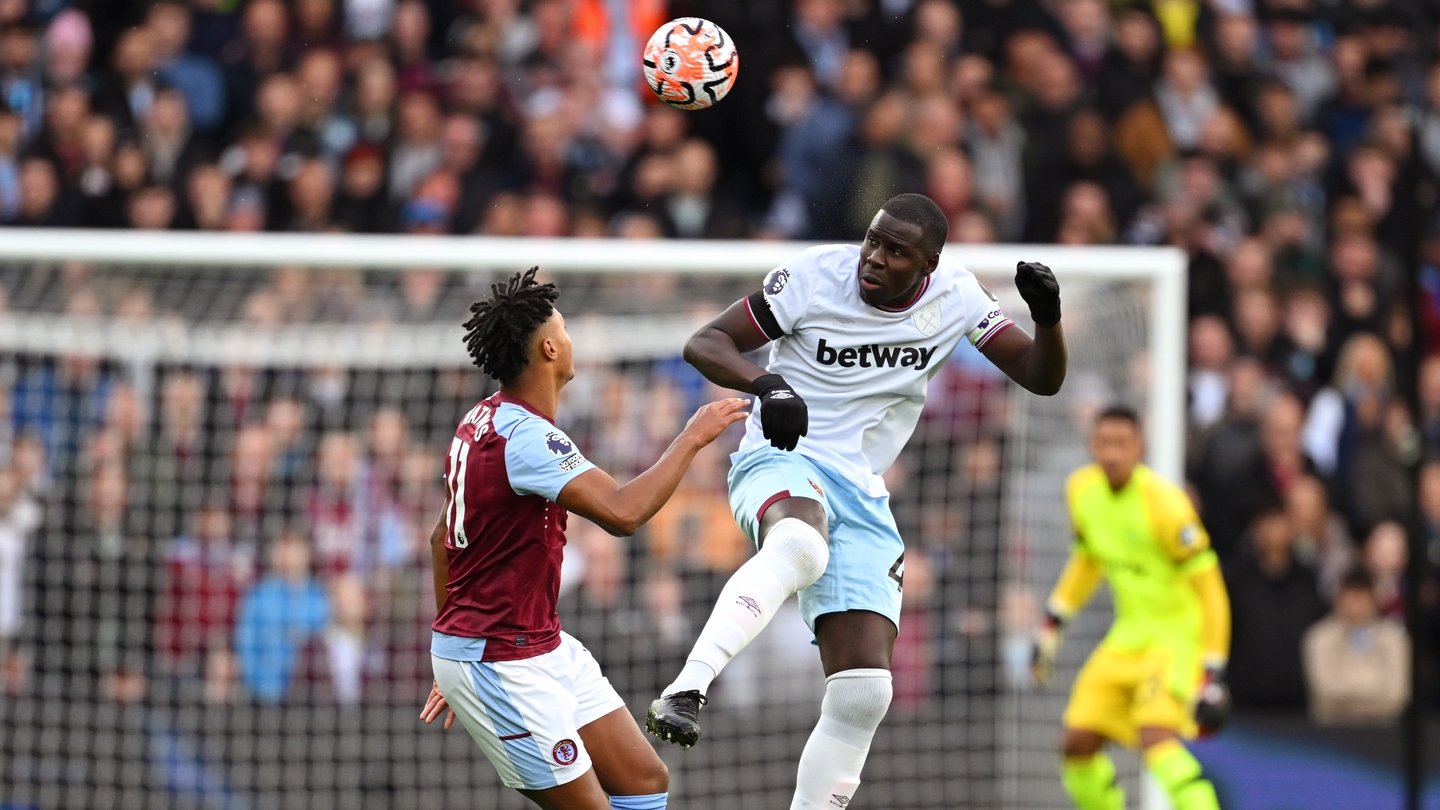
[736,595,762,618]
[830,795,851,807]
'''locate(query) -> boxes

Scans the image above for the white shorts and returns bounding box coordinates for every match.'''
[728,446,905,633]
[431,630,625,790]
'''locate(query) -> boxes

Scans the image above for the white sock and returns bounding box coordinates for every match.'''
[791,669,892,810]
[664,517,828,696]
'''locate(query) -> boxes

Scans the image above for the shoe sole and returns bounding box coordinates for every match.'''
[645,706,699,750]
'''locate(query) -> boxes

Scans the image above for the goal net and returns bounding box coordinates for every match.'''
[0,232,1182,810]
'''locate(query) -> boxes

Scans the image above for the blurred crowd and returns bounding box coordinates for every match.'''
[0,0,1436,769]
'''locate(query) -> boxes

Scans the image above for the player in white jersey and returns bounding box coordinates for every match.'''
[646,194,1068,808]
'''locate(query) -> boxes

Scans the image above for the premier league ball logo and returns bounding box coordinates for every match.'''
[552,739,578,766]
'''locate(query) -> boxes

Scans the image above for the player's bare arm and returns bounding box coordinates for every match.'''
[556,398,748,536]
[685,300,808,452]
[682,300,775,390]
[979,262,1067,396]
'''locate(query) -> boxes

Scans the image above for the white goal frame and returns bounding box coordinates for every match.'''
[0,229,1186,809]
[0,229,1187,483]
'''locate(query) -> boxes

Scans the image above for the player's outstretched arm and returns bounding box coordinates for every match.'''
[682,299,776,391]
[980,262,1067,396]
[1031,548,1103,684]
[684,299,808,451]
[557,398,748,536]
[1188,560,1233,735]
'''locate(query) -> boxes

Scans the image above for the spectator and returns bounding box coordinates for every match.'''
[1286,475,1355,602]
[1362,521,1407,620]
[234,529,328,704]
[154,502,255,676]
[816,91,923,238]
[308,431,372,573]
[91,26,161,132]
[324,571,368,704]
[1306,333,1412,534]
[0,464,40,694]
[1210,13,1264,129]
[13,155,70,226]
[966,91,1025,238]
[294,48,352,159]
[42,10,91,90]
[789,0,849,92]
[387,90,442,201]
[0,105,21,221]
[1224,506,1326,710]
[0,23,44,140]
[1276,286,1335,401]
[148,0,226,135]
[1303,568,1409,726]
[1095,4,1164,122]
[1187,315,1233,432]
[1115,48,1224,189]
[332,143,392,234]
[11,348,112,477]
[1423,462,1440,574]
[229,423,279,544]
[1026,108,1141,244]
[141,88,210,189]
[1264,9,1334,125]
[126,185,177,230]
[437,113,494,234]
[176,162,231,230]
[51,463,154,702]
[1194,357,1270,553]
[660,138,747,239]
[285,158,334,231]
[222,0,291,132]
[349,56,396,145]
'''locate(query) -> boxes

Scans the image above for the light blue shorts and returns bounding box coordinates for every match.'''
[727,446,905,633]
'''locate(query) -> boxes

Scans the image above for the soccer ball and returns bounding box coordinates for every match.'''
[642,17,739,111]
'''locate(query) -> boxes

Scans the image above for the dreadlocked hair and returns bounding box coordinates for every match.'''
[462,266,560,383]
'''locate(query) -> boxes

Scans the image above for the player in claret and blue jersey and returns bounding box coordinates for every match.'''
[646,194,1069,809]
[421,268,747,810]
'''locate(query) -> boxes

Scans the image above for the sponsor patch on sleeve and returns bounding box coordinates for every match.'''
[1180,524,1199,548]
[764,267,790,296]
[545,431,574,455]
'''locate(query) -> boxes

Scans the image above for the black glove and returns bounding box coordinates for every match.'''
[1194,665,1231,737]
[1015,261,1062,327]
[751,373,807,451]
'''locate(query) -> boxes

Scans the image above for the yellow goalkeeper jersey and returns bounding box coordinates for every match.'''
[1064,463,1214,652]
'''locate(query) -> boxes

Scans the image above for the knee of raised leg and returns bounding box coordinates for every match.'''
[825,670,893,730]
[641,758,669,794]
[767,517,829,587]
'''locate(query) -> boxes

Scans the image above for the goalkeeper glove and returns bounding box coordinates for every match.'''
[1015,261,1062,327]
[1194,665,1231,737]
[1030,610,1064,685]
[751,373,808,451]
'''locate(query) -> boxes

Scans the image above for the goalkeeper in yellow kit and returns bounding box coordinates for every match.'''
[1031,406,1231,810]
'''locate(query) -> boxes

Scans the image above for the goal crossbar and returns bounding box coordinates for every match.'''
[0,230,1187,479]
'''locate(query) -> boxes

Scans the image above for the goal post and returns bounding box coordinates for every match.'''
[0,230,1183,810]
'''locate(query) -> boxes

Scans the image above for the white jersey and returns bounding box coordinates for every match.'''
[738,244,1015,497]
